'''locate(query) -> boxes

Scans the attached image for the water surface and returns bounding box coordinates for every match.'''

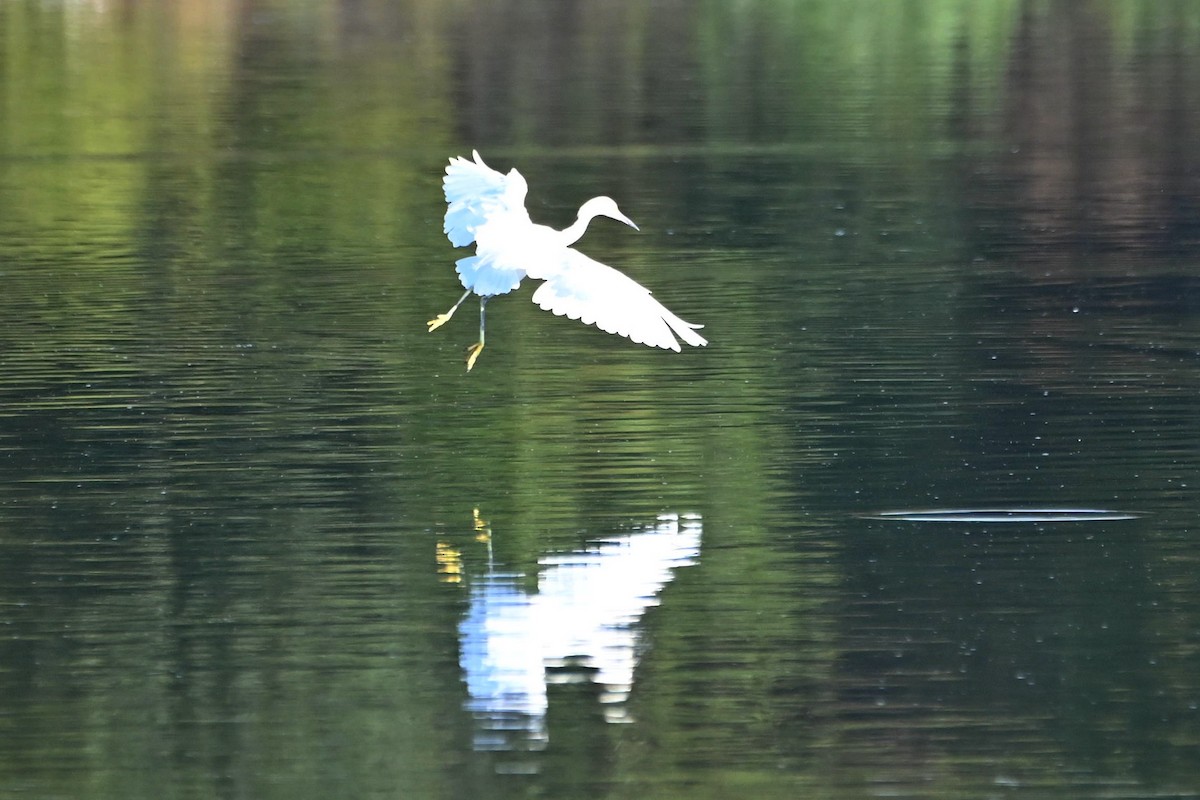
[1,2,1199,798]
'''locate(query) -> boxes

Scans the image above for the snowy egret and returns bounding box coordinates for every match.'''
[429,151,707,371]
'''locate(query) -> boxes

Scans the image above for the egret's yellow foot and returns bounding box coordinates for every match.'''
[465,342,485,371]
[427,313,453,332]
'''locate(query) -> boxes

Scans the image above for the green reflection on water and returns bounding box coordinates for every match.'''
[2,1,1200,798]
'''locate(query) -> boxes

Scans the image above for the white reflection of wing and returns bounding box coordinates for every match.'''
[458,513,702,751]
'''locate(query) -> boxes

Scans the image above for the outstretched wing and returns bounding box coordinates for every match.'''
[443,151,529,248]
[530,249,707,351]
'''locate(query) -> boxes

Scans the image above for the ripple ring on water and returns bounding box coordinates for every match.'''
[862,508,1140,523]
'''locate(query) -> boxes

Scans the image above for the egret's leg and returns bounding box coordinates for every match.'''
[428,289,472,332]
[465,297,488,371]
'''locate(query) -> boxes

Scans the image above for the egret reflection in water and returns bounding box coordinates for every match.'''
[453,512,702,751]
[429,151,708,370]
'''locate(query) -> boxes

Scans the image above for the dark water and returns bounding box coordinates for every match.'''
[2,2,1199,798]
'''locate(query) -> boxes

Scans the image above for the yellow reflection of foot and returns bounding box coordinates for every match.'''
[435,541,463,583]
[473,507,490,542]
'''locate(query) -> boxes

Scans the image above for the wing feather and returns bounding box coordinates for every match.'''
[443,151,529,247]
[530,250,707,351]
[455,255,525,297]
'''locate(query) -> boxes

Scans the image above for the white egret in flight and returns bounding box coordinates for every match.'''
[429,151,707,371]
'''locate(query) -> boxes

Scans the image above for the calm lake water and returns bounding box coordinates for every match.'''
[2,2,1199,798]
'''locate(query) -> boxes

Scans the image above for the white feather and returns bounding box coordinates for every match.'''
[530,250,707,351]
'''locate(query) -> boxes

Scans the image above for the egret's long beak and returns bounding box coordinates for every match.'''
[615,212,639,231]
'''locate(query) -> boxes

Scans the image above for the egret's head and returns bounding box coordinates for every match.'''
[579,196,639,231]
